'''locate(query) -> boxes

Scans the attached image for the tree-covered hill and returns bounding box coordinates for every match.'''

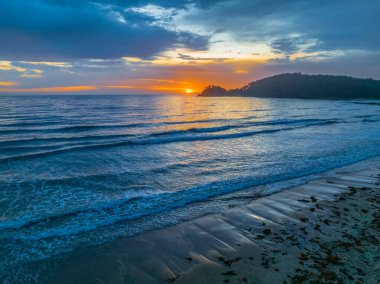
[199,73,380,99]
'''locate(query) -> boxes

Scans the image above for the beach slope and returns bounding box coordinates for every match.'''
[3,158,380,283]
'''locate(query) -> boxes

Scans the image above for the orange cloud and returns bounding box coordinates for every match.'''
[21,61,72,68]
[0,81,18,87]
[0,61,26,72]
[0,56,270,95]
[106,85,133,89]
[20,74,43,78]
[149,85,201,94]
[118,56,271,94]
[105,78,204,94]
[0,85,97,93]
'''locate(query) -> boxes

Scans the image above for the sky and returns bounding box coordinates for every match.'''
[0,0,379,95]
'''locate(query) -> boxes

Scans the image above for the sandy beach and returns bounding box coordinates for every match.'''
[5,157,379,283]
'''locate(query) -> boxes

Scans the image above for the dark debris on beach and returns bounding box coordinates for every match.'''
[211,185,380,284]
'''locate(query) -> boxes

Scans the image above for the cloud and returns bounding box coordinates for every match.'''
[270,37,308,55]
[287,0,380,53]
[20,62,73,68]
[177,53,228,62]
[20,69,44,78]
[0,0,207,60]
[0,61,26,72]
[2,0,379,62]
[151,0,380,56]
[1,0,379,93]
[0,81,18,87]
[0,85,97,93]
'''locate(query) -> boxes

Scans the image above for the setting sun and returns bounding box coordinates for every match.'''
[185,89,193,94]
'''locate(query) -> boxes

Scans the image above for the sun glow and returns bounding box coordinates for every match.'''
[185,88,193,94]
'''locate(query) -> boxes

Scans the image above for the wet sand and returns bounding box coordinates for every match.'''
[3,158,380,283]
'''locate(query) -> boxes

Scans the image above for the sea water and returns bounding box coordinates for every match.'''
[0,94,379,275]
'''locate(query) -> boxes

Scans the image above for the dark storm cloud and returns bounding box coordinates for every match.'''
[0,0,208,60]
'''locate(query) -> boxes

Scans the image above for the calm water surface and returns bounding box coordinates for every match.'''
[0,95,379,275]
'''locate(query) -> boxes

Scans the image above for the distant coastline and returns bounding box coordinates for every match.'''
[199,73,380,99]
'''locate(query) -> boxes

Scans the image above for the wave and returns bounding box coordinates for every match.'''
[56,123,147,132]
[0,116,253,134]
[0,119,316,150]
[352,101,380,106]
[0,116,322,134]
[0,121,60,128]
[148,118,335,137]
[3,151,371,242]
[0,123,146,135]
[361,118,380,123]
[0,165,324,240]
[0,144,62,154]
[0,119,339,163]
[0,133,137,147]
[0,194,137,231]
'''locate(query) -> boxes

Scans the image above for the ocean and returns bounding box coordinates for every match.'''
[0,94,379,277]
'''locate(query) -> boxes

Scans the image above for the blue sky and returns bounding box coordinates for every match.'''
[0,0,379,94]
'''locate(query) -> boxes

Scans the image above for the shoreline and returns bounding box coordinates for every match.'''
[3,157,380,283]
